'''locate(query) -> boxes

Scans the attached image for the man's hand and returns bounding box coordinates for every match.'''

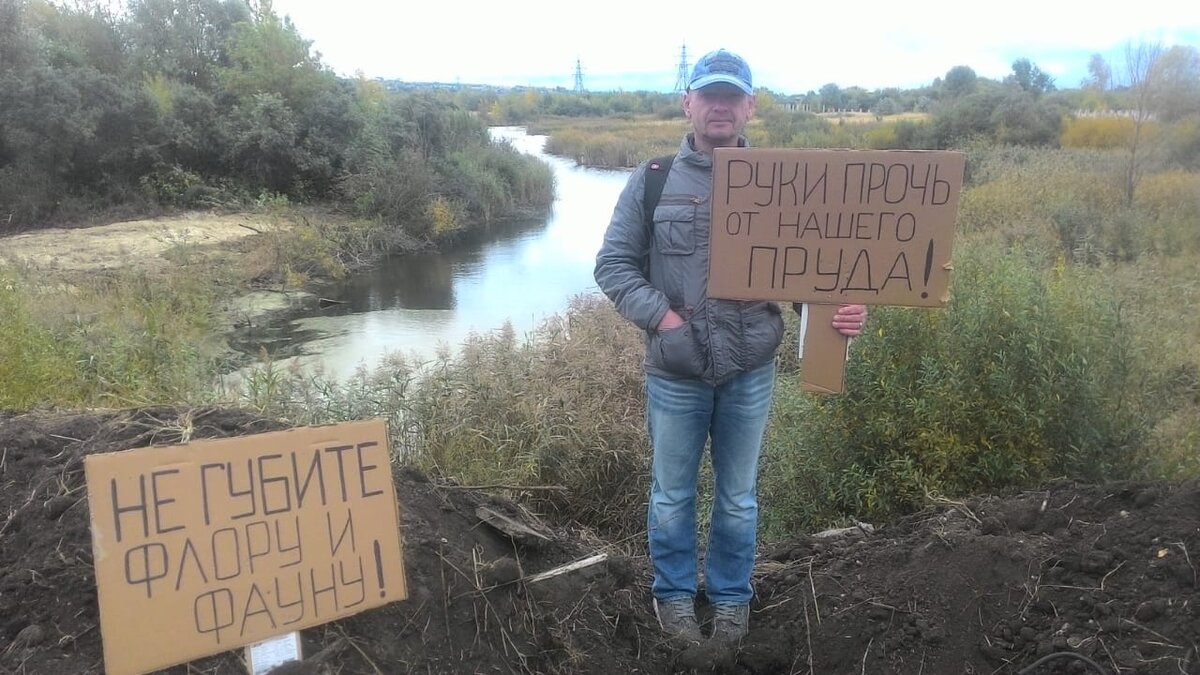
[832,305,867,337]
[657,309,685,332]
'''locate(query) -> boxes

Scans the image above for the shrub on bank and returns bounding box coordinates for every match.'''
[543,125,680,169]
[343,139,554,243]
[435,143,555,224]
[409,295,651,539]
[758,239,1173,536]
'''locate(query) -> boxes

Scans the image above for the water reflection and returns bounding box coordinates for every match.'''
[238,127,631,380]
[322,219,549,313]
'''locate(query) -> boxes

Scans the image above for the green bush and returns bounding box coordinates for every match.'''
[758,239,1171,536]
[0,163,63,225]
[139,166,216,207]
[342,149,438,235]
[436,143,554,225]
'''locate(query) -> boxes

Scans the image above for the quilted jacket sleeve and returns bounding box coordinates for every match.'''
[594,165,670,332]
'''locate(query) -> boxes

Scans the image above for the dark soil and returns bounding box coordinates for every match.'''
[1,407,1197,674]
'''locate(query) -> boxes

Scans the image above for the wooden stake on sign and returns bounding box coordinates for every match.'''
[525,554,608,584]
[798,304,850,394]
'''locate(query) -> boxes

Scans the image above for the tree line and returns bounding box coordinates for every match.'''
[0,0,553,241]
[478,48,1199,163]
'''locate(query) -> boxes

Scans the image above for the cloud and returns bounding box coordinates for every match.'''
[275,0,1199,93]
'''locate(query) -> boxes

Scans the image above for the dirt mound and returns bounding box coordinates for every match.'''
[1,408,1197,674]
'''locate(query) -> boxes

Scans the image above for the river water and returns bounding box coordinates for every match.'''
[246,127,632,380]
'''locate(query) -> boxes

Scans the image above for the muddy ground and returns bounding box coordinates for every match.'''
[0,407,1197,675]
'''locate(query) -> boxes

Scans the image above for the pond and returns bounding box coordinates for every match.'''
[234,127,632,380]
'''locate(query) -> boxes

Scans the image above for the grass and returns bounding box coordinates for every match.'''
[0,263,227,408]
[536,115,685,168]
[535,109,940,168]
[815,111,930,125]
[1105,253,1200,477]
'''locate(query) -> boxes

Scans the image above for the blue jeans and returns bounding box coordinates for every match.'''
[645,361,775,604]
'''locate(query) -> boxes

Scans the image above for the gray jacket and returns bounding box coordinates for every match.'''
[594,135,785,385]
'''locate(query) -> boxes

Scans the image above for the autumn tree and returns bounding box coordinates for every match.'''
[127,0,248,89]
[818,83,843,112]
[1075,53,1113,112]
[941,65,978,98]
[1008,58,1055,95]
[218,0,334,112]
[1085,53,1112,91]
[1151,45,1200,123]
[1121,41,1164,205]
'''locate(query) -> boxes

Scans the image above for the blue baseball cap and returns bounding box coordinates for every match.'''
[688,49,753,94]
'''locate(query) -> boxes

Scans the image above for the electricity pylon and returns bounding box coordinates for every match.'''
[673,44,689,92]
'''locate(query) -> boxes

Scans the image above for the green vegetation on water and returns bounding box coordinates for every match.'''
[2,1,1198,542]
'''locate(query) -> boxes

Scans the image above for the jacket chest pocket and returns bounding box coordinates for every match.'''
[652,200,698,255]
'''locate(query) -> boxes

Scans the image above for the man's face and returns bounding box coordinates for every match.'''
[683,83,756,152]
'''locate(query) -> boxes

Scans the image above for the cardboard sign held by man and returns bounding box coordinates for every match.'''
[708,148,965,393]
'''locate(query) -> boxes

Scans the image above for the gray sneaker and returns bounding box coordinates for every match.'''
[710,602,750,642]
[654,596,703,643]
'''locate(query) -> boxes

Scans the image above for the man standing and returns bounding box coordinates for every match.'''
[593,48,867,644]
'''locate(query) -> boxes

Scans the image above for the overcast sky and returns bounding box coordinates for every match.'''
[271,0,1200,94]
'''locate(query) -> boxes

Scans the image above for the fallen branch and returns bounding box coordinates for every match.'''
[812,521,875,539]
[525,554,608,584]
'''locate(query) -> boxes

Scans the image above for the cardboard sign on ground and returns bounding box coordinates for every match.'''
[84,419,407,675]
[709,148,965,393]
